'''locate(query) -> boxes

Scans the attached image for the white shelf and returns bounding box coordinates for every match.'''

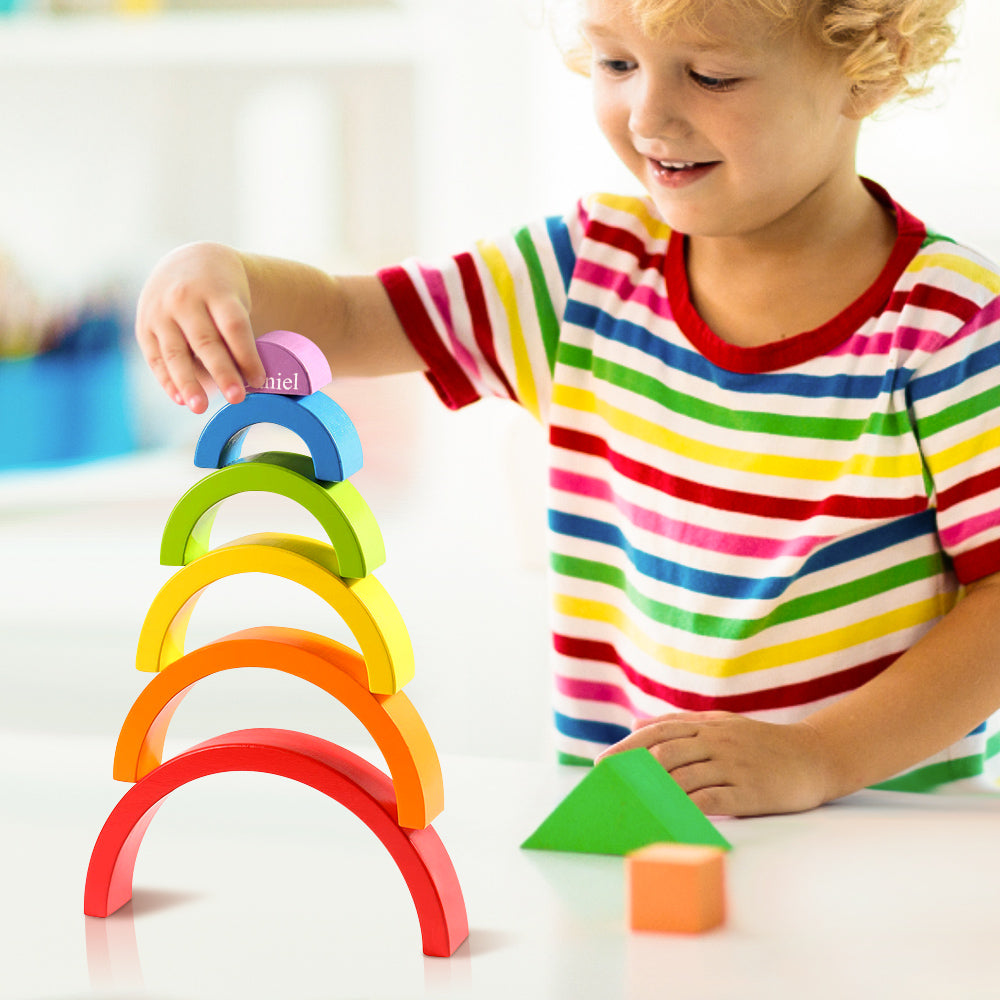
[0,0,543,296]
[0,7,425,66]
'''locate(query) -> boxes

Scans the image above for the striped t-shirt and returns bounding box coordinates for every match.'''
[378,186,1000,793]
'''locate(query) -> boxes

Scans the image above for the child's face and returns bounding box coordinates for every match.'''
[582,0,864,244]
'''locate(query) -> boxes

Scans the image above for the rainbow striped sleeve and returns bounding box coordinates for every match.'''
[378,208,585,420]
[905,250,1000,583]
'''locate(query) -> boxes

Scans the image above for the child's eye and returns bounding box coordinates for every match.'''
[596,57,637,76]
[688,70,740,92]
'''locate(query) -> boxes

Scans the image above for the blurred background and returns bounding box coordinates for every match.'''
[0,0,996,766]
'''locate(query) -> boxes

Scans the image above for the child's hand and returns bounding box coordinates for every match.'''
[597,711,830,817]
[135,242,266,414]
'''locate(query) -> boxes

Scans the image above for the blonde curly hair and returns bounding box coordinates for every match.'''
[557,0,962,103]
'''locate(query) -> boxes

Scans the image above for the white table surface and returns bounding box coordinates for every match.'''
[2,733,1000,1000]
[3,446,1000,999]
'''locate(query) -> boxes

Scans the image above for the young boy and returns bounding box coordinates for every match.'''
[135,0,1000,817]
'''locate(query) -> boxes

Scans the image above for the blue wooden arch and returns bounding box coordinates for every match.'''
[193,393,362,483]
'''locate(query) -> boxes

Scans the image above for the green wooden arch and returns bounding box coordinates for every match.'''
[160,451,385,578]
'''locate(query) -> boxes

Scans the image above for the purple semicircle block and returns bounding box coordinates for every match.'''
[248,330,333,396]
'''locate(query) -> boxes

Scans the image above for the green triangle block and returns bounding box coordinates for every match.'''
[521,748,731,855]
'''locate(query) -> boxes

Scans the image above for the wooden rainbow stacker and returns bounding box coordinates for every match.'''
[84,331,469,959]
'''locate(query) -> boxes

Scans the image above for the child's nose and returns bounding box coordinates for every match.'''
[628,78,690,141]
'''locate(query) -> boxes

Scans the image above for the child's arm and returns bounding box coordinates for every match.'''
[600,570,1000,816]
[135,241,423,414]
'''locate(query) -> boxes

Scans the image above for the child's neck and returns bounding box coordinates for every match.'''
[686,176,897,350]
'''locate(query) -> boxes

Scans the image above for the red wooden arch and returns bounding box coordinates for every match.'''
[84,729,468,958]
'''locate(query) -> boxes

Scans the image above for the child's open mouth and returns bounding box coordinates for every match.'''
[648,158,720,187]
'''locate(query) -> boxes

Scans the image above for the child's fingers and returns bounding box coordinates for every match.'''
[135,319,192,407]
[178,308,251,406]
[645,737,714,779]
[663,757,730,797]
[141,349,183,406]
[631,711,693,731]
[632,710,731,731]
[595,718,701,763]
[148,317,215,413]
[134,241,259,410]
[208,299,266,392]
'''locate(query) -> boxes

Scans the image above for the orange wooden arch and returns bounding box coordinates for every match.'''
[114,626,442,829]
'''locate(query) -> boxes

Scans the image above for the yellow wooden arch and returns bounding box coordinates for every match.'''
[136,532,413,694]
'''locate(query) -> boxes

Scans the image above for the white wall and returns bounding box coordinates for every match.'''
[856,0,1000,261]
[0,0,998,760]
[0,0,995,293]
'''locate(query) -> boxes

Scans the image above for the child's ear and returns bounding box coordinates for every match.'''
[844,79,899,120]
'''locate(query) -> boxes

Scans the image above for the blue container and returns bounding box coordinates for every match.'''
[0,311,137,471]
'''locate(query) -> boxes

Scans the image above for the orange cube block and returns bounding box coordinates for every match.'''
[626,843,726,934]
